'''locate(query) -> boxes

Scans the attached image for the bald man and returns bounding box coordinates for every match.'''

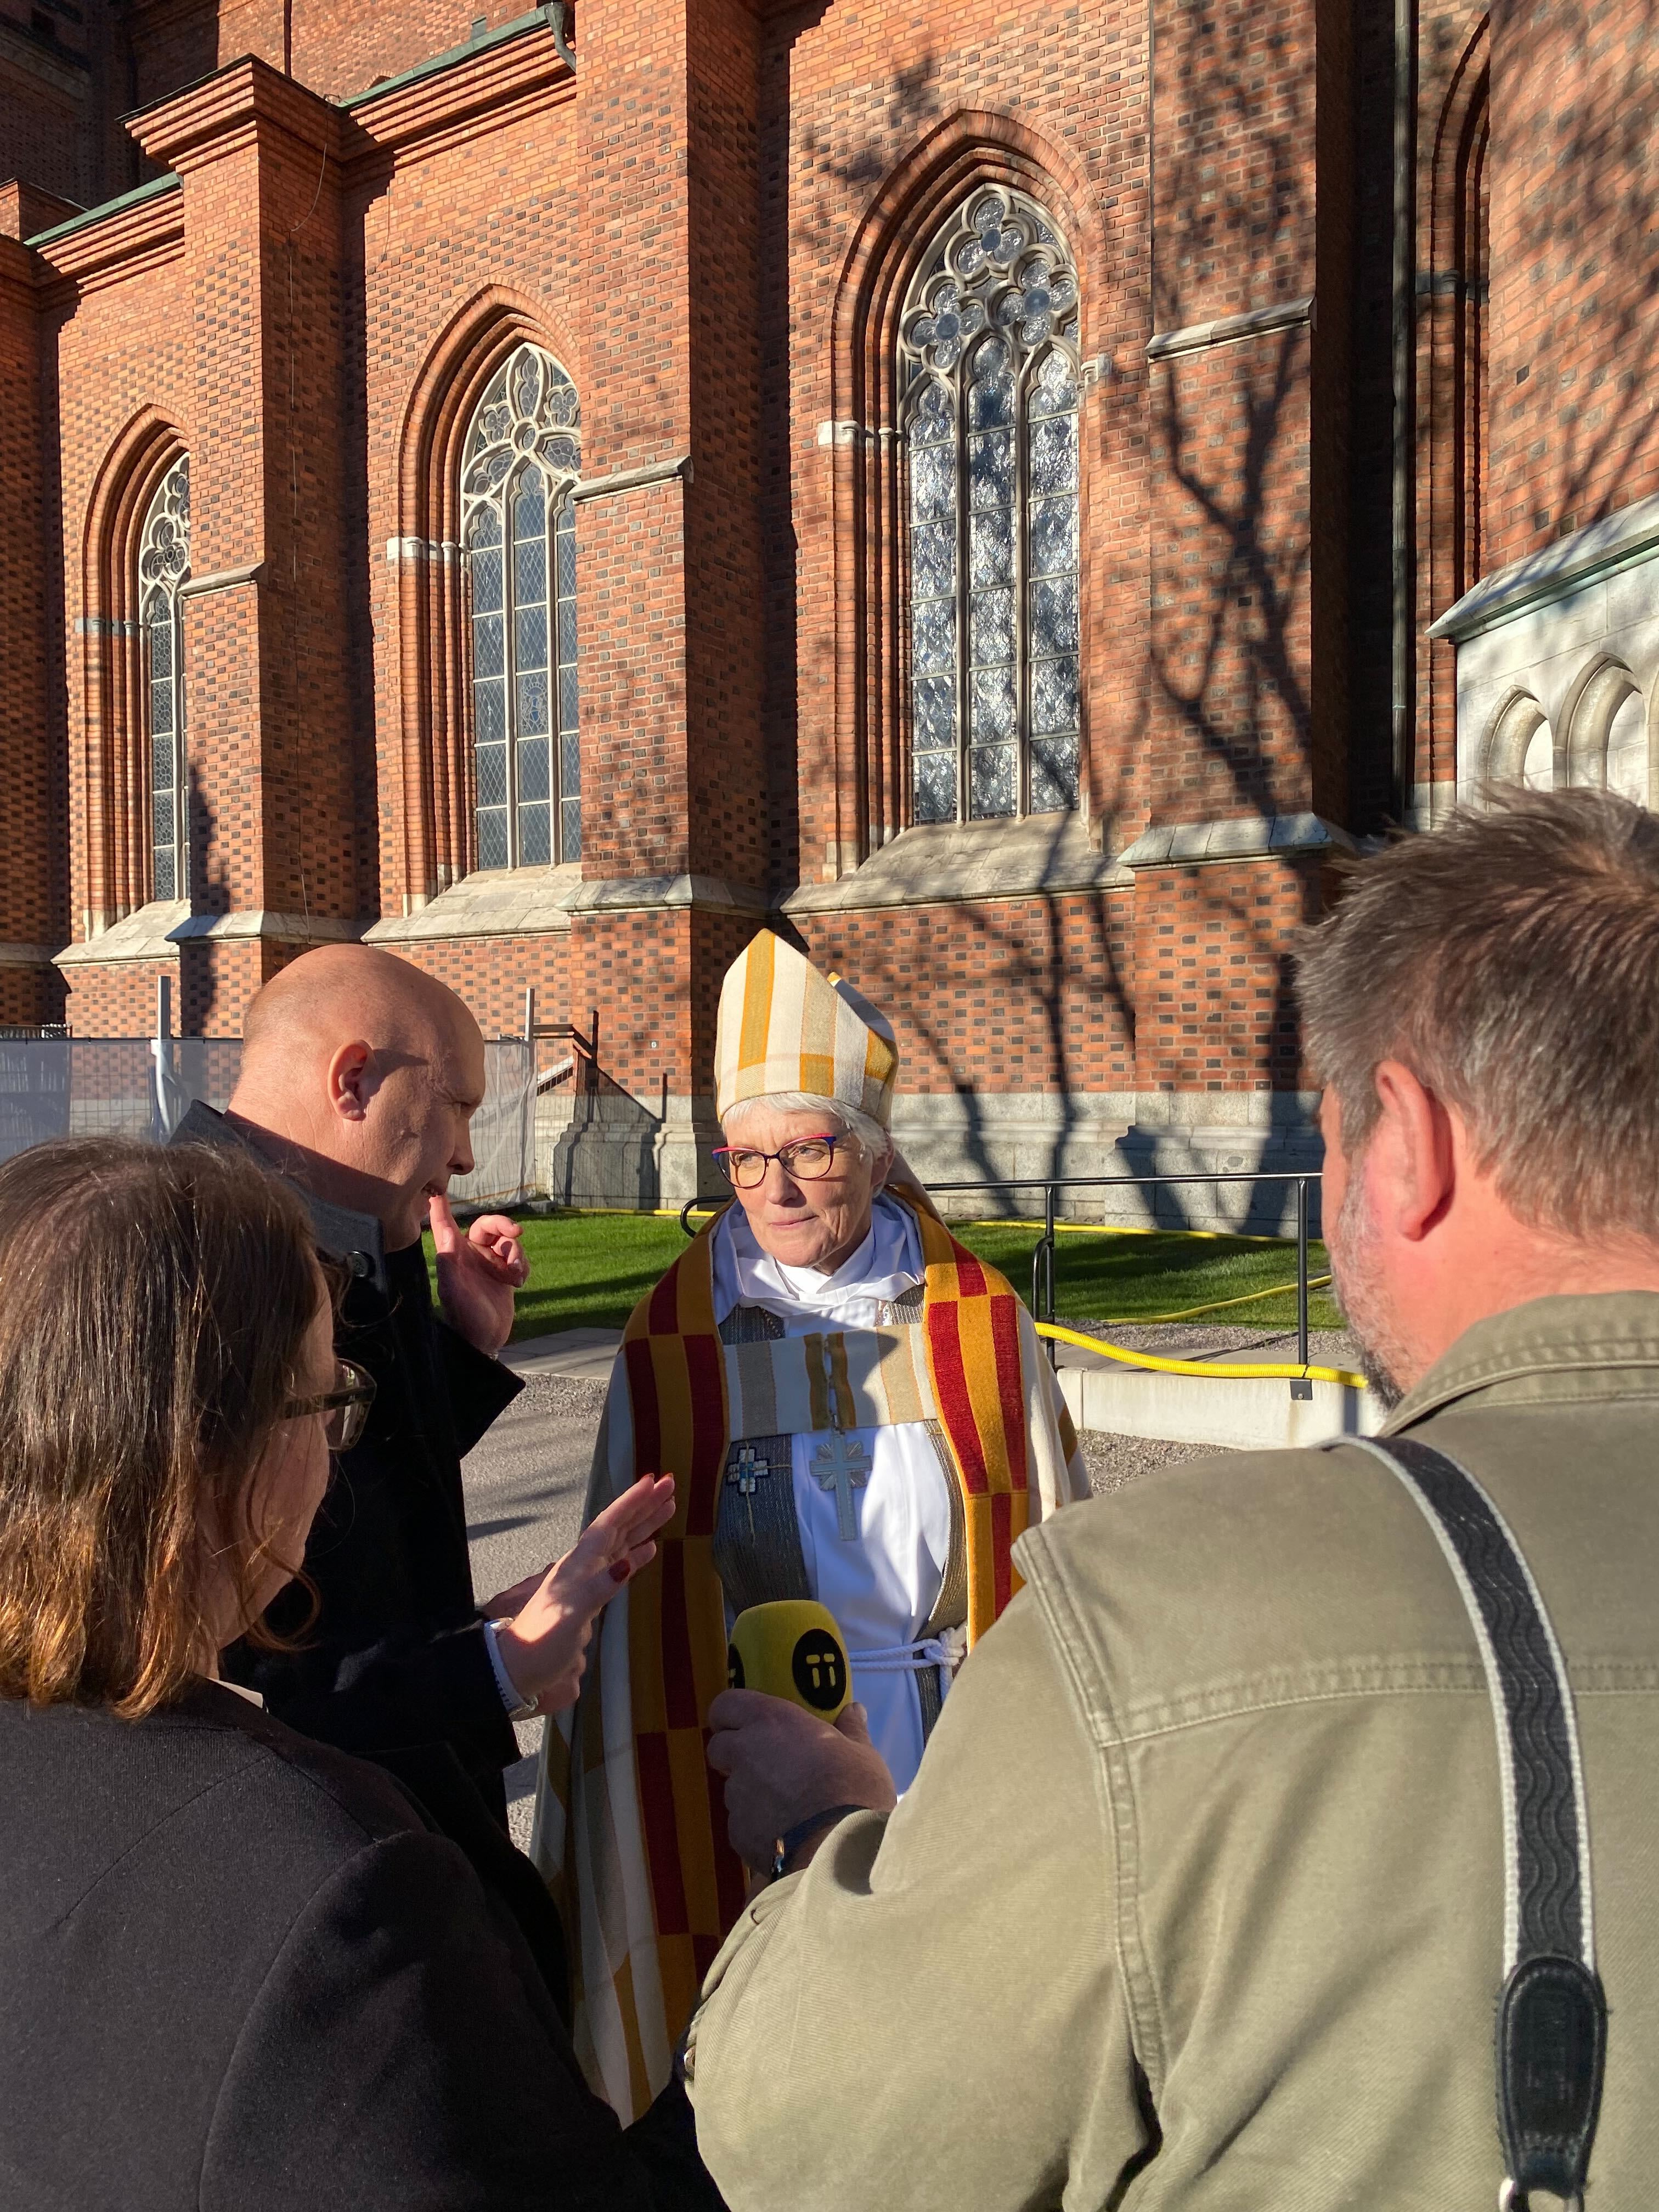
[173,947,555,1830]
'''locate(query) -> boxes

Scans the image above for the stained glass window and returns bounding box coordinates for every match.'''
[461,343,582,868]
[138,457,190,901]
[899,189,1082,821]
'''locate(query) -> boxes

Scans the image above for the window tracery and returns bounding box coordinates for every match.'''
[138,456,190,902]
[461,343,582,869]
[899,187,1082,822]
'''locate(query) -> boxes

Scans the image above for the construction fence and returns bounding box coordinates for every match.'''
[0,1033,538,1211]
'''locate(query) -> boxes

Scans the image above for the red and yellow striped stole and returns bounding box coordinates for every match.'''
[611,1190,1031,2049]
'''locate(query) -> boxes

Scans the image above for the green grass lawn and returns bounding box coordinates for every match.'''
[428,1207,1341,1340]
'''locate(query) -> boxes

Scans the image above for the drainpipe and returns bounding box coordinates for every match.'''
[1390,0,1417,824]
[545,0,577,72]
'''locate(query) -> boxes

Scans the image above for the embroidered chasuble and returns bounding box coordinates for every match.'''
[531,1178,1086,2121]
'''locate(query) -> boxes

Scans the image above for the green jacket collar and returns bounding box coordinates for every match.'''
[1384,1289,1659,1433]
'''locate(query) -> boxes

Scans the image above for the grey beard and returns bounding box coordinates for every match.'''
[1328,1174,1407,1410]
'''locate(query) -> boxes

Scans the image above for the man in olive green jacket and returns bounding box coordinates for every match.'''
[684,788,1659,2208]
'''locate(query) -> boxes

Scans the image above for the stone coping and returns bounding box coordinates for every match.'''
[1428,489,1659,645]
[783,814,1126,914]
[1116,811,1355,869]
[54,900,189,967]
[365,866,768,943]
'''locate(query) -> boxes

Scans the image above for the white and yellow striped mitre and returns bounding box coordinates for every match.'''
[714,930,898,1127]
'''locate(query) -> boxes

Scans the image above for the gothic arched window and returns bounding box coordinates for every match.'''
[138,456,190,900]
[461,343,582,868]
[900,187,1082,823]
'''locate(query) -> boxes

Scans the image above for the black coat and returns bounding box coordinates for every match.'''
[0,1685,718,2211]
[172,1104,523,1818]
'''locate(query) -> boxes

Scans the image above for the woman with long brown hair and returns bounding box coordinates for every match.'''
[0,1137,693,2210]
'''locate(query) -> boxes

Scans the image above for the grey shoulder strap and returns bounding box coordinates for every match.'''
[1351,1435,1607,2211]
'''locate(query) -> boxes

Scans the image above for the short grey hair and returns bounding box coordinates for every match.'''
[1295,786,1659,1240]
[720,1091,894,1164]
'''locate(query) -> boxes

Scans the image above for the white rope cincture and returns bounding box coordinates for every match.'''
[849,1628,967,1707]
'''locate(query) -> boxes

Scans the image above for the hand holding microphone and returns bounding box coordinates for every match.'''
[708,1601,897,1872]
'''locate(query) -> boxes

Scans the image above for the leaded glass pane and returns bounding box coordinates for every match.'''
[476,744,509,809]
[1030,733,1080,813]
[139,457,190,901]
[1029,495,1079,578]
[967,427,1014,509]
[471,546,504,615]
[477,810,509,870]
[1029,414,1079,495]
[513,531,546,609]
[971,665,1017,741]
[913,521,956,600]
[462,343,582,868]
[913,674,955,751]
[1031,652,1081,735]
[474,677,506,744]
[1030,574,1079,657]
[515,605,548,672]
[912,595,956,676]
[970,588,1014,667]
[518,736,550,802]
[518,802,551,866]
[969,506,1013,588]
[901,190,1080,825]
[911,443,955,524]
[474,614,505,679]
[517,669,549,736]
[915,749,958,822]
[969,742,1017,817]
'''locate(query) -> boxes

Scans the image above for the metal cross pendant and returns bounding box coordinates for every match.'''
[812,1432,870,1542]
[728,1443,765,1537]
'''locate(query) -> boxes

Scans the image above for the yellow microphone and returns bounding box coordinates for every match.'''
[727,1600,851,1722]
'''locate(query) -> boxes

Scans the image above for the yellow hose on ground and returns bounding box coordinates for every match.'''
[1036,1319,1367,1391]
[1109,1274,1334,1325]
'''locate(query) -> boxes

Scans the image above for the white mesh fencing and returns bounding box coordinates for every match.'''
[0,1036,537,1208]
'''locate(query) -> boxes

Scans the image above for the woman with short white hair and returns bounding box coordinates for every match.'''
[535,930,1087,2125]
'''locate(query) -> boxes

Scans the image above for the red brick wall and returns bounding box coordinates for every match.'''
[792,895,1136,1098]
[1483,0,1659,571]
[1131,858,1317,1095]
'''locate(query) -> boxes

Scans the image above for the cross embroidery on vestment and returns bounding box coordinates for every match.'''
[727,1442,766,1537]
[812,1431,870,1541]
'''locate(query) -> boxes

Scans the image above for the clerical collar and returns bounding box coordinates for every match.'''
[714,1192,922,1326]
[171,1099,389,1294]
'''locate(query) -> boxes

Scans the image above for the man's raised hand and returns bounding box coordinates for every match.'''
[429,1190,529,1356]
[486,1474,676,1717]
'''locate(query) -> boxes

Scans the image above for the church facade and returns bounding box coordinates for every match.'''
[1,0,1655,1201]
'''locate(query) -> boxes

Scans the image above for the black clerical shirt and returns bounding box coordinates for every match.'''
[172,1102,523,1819]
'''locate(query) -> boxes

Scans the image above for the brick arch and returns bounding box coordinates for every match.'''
[80,407,188,931]
[823,114,1109,859]
[391,286,582,902]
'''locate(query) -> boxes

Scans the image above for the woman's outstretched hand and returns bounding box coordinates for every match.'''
[483,1474,676,1716]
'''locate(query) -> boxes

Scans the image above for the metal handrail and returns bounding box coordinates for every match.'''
[926,1171,1317,1381]
[680,1167,1322,1384]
